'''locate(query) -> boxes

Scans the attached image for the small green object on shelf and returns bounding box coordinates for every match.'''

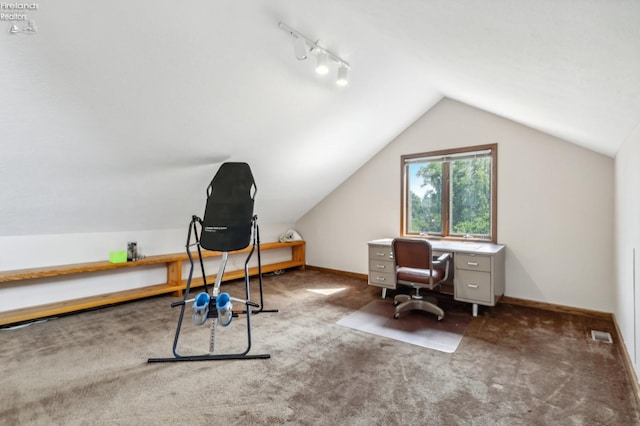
[109,250,127,264]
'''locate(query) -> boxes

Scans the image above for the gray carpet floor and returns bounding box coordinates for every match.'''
[1,269,638,425]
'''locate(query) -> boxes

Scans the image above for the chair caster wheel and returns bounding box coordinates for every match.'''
[393,313,400,319]
[393,301,400,306]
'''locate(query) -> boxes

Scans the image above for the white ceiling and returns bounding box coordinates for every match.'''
[1,0,639,236]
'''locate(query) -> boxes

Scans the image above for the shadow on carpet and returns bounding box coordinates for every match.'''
[337,299,471,353]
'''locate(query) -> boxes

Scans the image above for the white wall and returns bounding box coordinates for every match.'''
[615,123,640,378]
[0,222,293,312]
[296,98,615,312]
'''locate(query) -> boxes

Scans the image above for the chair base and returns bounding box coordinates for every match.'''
[393,294,444,321]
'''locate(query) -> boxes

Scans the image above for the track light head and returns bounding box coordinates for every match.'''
[294,36,307,61]
[336,65,349,86]
[316,51,329,75]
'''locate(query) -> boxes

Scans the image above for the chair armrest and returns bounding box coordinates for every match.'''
[433,252,452,282]
[433,253,451,266]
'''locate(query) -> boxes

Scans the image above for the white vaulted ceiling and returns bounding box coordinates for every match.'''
[1,0,639,236]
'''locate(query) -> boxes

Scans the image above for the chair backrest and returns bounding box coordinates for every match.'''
[392,238,434,270]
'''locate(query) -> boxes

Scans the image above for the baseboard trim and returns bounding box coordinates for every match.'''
[305,265,368,281]
[500,296,612,320]
[612,313,640,408]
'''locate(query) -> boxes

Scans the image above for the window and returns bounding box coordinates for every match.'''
[401,144,497,242]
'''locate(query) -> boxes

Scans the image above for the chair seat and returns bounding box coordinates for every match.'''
[397,266,445,286]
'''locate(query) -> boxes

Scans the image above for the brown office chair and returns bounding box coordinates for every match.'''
[392,238,451,321]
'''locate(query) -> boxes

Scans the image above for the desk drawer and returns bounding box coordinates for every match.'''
[368,271,396,289]
[456,253,491,272]
[368,259,394,274]
[369,245,393,261]
[455,270,492,304]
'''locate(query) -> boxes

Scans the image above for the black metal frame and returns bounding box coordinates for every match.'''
[148,215,272,363]
[244,221,278,315]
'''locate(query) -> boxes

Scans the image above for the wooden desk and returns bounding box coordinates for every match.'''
[367,238,505,316]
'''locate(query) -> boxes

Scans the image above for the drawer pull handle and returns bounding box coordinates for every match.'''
[376,264,385,269]
[467,262,479,266]
[377,276,386,281]
[376,252,385,256]
[467,283,479,288]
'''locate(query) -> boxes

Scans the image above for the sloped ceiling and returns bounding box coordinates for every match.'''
[1,0,639,236]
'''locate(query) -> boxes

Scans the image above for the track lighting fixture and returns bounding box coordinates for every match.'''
[279,22,350,86]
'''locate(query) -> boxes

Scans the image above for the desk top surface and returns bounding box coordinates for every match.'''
[368,238,505,255]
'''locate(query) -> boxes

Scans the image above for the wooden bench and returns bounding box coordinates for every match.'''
[0,240,305,326]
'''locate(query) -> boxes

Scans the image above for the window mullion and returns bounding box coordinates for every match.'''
[442,162,450,237]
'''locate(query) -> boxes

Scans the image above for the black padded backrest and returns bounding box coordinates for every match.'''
[200,162,256,252]
[392,238,433,270]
